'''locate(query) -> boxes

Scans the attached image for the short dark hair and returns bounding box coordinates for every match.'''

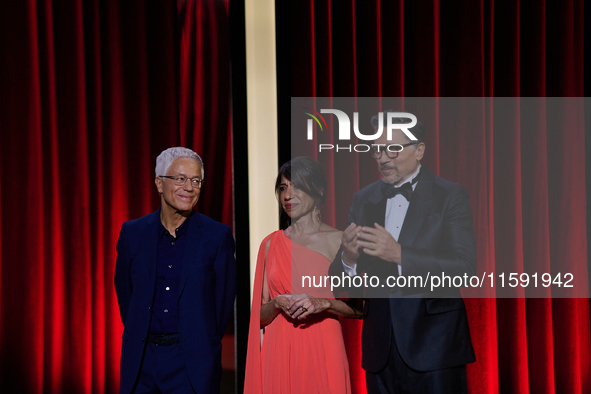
[275,156,327,229]
[371,110,426,143]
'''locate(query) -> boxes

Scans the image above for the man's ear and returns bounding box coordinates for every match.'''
[415,142,425,161]
[155,177,164,194]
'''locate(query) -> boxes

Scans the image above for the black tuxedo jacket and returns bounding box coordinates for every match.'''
[114,208,236,393]
[330,166,476,373]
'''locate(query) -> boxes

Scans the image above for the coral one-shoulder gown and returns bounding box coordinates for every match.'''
[244,230,351,393]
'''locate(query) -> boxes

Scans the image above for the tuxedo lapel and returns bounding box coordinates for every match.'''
[364,198,387,228]
[363,182,387,227]
[398,169,435,247]
[179,212,203,295]
[358,184,388,280]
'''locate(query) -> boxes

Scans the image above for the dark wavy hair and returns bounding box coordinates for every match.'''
[275,156,327,229]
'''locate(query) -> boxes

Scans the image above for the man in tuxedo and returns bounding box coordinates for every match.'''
[329,114,476,393]
[115,147,236,393]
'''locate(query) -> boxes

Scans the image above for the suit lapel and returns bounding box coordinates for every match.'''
[359,184,388,279]
[179,212,203,295]
[141,210,160,299]
[363,182,387,227]
[398,169,435,247]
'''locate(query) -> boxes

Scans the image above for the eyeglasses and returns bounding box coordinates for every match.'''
[159,175,203,189]
[370,142,418,159]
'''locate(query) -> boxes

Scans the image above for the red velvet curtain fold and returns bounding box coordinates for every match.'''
[292,1,589,393]
[0,1,232,392]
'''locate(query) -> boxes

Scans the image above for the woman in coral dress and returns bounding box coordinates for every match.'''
[244,157,361,394]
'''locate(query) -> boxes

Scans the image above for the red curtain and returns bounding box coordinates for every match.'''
[292,1,589,393]
[0,0,232,392]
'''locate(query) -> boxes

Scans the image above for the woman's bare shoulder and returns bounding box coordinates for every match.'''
[320,224,342,236]
[319,224,343,256]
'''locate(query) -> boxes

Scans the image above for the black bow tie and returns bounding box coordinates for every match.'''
[381,181,413,201]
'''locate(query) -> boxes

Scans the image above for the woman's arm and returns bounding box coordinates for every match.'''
[259,238,293,327]
[287,295,363,320]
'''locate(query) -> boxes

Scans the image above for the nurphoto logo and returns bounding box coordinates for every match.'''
[304,109,418,152]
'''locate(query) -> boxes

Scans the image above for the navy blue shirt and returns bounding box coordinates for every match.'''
[149,213,192,334]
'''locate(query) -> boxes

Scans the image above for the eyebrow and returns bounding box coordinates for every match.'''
[175,173,201,179]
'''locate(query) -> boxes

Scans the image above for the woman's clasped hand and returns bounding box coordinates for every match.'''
[274,293,330,320]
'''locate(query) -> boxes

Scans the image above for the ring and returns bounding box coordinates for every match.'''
[301,307,308,312]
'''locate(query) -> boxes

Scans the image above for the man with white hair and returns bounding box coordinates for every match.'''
[115,147,236,393]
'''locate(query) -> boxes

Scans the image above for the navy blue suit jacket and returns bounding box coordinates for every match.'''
[115,208,236,393]
[330,167,476,373]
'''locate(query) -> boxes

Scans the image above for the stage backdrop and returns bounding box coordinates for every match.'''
[0,0,232,392]
[290,1,589,394]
